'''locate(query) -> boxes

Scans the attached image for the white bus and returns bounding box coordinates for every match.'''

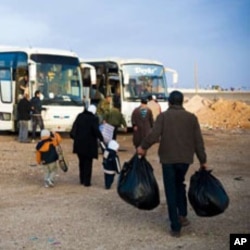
[80,58,177,127]
[0,47,83,132]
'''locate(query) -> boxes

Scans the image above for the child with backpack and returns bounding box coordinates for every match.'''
[36,129,62,187]
[102,140,121,189]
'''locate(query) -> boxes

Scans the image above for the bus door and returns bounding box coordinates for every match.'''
[108,76,121,109]
[80,64,96,105]
[0,67,15,131]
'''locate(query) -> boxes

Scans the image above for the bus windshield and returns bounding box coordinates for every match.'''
[122,64,168,100]
[31,54,82,106]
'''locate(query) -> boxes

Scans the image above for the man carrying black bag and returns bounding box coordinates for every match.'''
[137,90,208,237]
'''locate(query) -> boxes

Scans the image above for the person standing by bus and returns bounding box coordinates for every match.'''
[17,74,29,100]
[30,90,45,142]
[17,93,32,143]
[147,95,161,121]
[97,95,112,123]
[131,98,154,148]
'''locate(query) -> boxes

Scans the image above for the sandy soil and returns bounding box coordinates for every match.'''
[0,128,249,250]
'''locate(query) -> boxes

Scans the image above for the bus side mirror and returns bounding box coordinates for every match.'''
[165,67,178,85]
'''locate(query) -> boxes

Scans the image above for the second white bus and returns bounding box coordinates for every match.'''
[80,58,177,127]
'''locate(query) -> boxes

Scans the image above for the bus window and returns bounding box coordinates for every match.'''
[0,80,12,103]
[126,79,138,97]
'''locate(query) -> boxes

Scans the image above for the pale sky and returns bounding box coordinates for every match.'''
[0,0,249,89]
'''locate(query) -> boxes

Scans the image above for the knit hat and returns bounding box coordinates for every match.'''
[108,140,119,151]
[41,129,50,138]
[88,104,97,115]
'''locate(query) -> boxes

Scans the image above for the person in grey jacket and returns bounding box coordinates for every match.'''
[30,90,45,142]
[137,90,207,237]
[17,93,32,142]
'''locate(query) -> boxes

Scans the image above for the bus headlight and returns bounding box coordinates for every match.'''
[0,112,11,121]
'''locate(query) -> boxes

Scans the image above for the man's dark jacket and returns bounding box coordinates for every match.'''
[17,97,31,120]
[141,105,207,164]
[30,96,42,114]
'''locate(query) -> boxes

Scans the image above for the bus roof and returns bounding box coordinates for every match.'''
[81,57,164,67]
[0,46,78,57]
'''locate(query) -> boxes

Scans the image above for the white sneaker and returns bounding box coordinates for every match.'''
[31,139,35,143]
[44,180,49,188]
[48,179,54,187]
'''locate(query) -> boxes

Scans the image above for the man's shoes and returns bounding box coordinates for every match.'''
[179,216,190,227]
[31,139,36,143]
[170,230,181,238]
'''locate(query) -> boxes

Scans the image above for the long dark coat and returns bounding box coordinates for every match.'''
[131,106,153,147]
[70,110,103,159]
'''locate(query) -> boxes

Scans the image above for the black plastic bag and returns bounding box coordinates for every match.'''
[188,169,229,217]
[117,154,160,210]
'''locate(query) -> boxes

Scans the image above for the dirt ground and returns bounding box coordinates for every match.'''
[0,127,249,250]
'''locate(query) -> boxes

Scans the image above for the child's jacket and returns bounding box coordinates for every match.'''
[36,133,61,164]
[102,148,121,175]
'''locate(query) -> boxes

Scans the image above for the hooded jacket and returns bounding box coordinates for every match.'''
[36,133,61,164]
[102,148,121,174]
